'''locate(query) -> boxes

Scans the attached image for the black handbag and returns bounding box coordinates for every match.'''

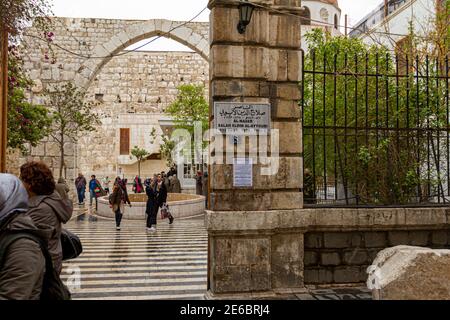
[61,229,82,261]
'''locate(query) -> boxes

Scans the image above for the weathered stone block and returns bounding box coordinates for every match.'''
[388,231,409,246]
[230,238,270,266]
[271,83,301,100]
[431,230,448,246]
[268,49,288,81]
[321,252,341,266]
[350,233,363,247]
[324,232,350,249]
[364,232,387,248]
[368,246,450,300]
[408,231,430,246]
[272,121,302,154]
[304,251,318,266]
[272,99,301,119]
[304,268,333,284]
[209,7,269,45]
[304,233,323,249]
[269,192,302,210]
[334,266,361,283]
[269,14,301,48]
[343,249,368,265]
[271,233,304,288]
[287,50,302,81]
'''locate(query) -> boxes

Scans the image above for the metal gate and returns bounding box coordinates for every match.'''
[302,50,450,207]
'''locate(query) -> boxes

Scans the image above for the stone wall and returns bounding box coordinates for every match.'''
[7,17,209,185]
[304,230,450,284]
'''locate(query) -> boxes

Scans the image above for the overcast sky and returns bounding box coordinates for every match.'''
[49,0,383,51]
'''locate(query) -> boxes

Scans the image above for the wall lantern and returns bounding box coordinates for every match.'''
[237,0,255,34]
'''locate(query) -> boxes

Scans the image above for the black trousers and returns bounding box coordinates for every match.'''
[146,204,158,228]
[115,208,123,227]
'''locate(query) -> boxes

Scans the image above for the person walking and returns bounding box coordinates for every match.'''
[19,161,73,275]
[55,177,69,201]
[170,174,182,193]
[133,175,144,194]
[0,174,51,300]
[102,176,111,195]
[144,177,151,189]
[157,174,173,225]
[120,178,132,206]
[161,171,170,191]
[145,177,158,232]
[195,171,203,195]
[89,175,102,211]
[75,173,87,205]
[109,183,124,231]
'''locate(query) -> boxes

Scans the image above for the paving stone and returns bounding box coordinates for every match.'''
[295,293,316,300]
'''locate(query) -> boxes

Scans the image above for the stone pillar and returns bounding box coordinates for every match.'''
[0,28,8,173]
[206,0,304,298]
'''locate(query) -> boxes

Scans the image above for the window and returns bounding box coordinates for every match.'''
[95,93,104,102]
[334,14,339,29]
[300,6,311,26]
[119,128,130,155]
[320,8,329,22]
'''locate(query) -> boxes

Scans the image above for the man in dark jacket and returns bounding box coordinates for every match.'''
[75,173,87,205]
[89,175,101,211]
[0,174,52,300]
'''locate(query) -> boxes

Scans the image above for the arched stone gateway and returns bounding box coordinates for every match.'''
[74,19,210,89]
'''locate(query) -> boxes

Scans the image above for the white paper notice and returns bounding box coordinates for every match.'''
[233,158,253,187]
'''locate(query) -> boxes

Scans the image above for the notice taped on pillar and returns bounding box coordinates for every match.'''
[233,158,253,188]
[214,102,271,134]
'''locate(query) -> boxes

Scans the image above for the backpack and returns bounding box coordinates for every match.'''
[0,231,71,300]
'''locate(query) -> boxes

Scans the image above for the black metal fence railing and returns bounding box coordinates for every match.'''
[302,50,450,207]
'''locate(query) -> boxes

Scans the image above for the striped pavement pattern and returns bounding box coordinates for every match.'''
[61,213,208,300]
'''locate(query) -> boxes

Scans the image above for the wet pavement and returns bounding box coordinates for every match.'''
[62,206,372,300]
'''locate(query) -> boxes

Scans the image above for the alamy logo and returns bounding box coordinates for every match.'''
[65,266,81,291]
[366,265,382,290]
[170,122,280,176]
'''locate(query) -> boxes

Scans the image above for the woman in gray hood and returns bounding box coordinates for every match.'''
[20,161,73,275]
[0,174,52,300]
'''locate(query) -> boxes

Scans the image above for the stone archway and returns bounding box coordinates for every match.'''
[74,19,210,90]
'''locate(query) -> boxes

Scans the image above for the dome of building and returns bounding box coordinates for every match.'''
[318,0,340,9]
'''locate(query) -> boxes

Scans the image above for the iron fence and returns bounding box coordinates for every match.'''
[302,50,450,207]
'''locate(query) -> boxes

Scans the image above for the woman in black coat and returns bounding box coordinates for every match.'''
[156,176,173,224]
[145,179,158,232]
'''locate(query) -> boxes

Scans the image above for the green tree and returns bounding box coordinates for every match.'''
[130,146,149,178]
[45,82,100,179]
[0,0,52,36]
[7,47,52,152]
[303,28,447,205]
[165,84,209,168]
[166,84,209,135]
[149,127,175,168]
